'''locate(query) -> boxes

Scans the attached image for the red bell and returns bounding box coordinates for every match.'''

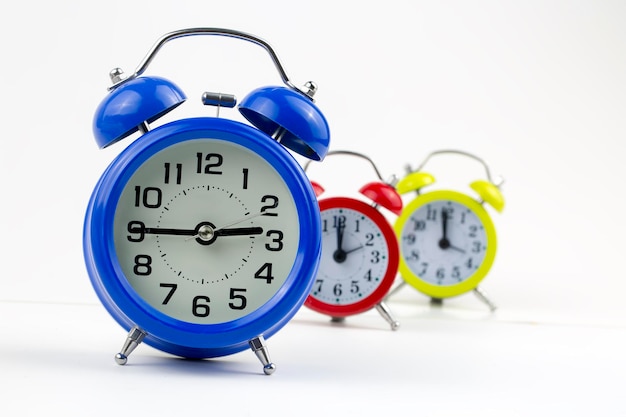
[359,182,403,215]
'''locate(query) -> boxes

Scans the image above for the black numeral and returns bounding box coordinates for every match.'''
[265,230,284,251]
[260,195,279,216]
[333,283,342,296]
[242,168,249,189]
[426,205,437,221]
[133,255,152,276]
[254,263,274,284]
[164,162,182,184]
[406,250,419,261]
[452,267,461,280]
[436,268,445,280]
[411,218,426,231]
[192,295,211,317]
[127,221,145,242]
[134,186,162,208]
[229,288,247,310]
[196,152,223,174]
[364,269,372,282]
[334,215,346,229]
[160,283,177,304]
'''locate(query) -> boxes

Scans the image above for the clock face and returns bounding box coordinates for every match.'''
[112,138,299,324]
[306,197,398,316]
[396,190,497,297]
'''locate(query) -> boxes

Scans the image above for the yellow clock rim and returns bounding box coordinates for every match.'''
[394,190,497,298]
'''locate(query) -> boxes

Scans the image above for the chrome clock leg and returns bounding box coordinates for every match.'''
[384,281,407,299]
[375,301,400,331]
[249,335,276,375]
[115,326,146,365]
[473,287,497,312]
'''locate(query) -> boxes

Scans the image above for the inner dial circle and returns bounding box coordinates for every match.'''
[401,199,488,286]
[113,138,300,325]
[156,185,254,284]
[315,207,390,305]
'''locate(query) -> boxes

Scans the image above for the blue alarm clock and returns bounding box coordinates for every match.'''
[83,28,330,374]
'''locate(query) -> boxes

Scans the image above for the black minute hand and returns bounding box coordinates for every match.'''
[337,222,345,252]
[439,209,451,249]
[438,210,466,253]
[144,227,195,236]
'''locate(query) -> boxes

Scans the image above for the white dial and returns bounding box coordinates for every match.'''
[399,199,488,286]
[311,206,390,305]
[113,138,299,324]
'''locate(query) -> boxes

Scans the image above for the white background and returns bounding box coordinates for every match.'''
[1,1,625,416]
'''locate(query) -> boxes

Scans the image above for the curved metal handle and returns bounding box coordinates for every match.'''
[109,28,315,98]
[304,149,385,181]
[411,149,500,185]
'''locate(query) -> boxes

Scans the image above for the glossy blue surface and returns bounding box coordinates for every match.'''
[92,76,186,148]
[84,117,321,358]
[239,86,330,161]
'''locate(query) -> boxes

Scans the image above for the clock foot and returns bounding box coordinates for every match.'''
[330,316,346,324]
[375,301,400,331]
[249,335,275,375]
[473,287,497,312]
[430,297,444,307]
[115,326,146,365]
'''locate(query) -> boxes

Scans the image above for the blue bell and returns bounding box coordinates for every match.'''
[93,76,186,148]
[239,86,330,161]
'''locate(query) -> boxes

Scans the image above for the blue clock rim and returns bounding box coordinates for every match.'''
[83,117,321,358]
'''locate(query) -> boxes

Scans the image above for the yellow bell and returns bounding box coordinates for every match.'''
[470,180,505,212]
[396,172,436,194]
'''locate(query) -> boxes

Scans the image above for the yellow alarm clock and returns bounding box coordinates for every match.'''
[392,150,504,311]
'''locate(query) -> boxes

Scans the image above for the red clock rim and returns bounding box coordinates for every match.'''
[305,197,399,317]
